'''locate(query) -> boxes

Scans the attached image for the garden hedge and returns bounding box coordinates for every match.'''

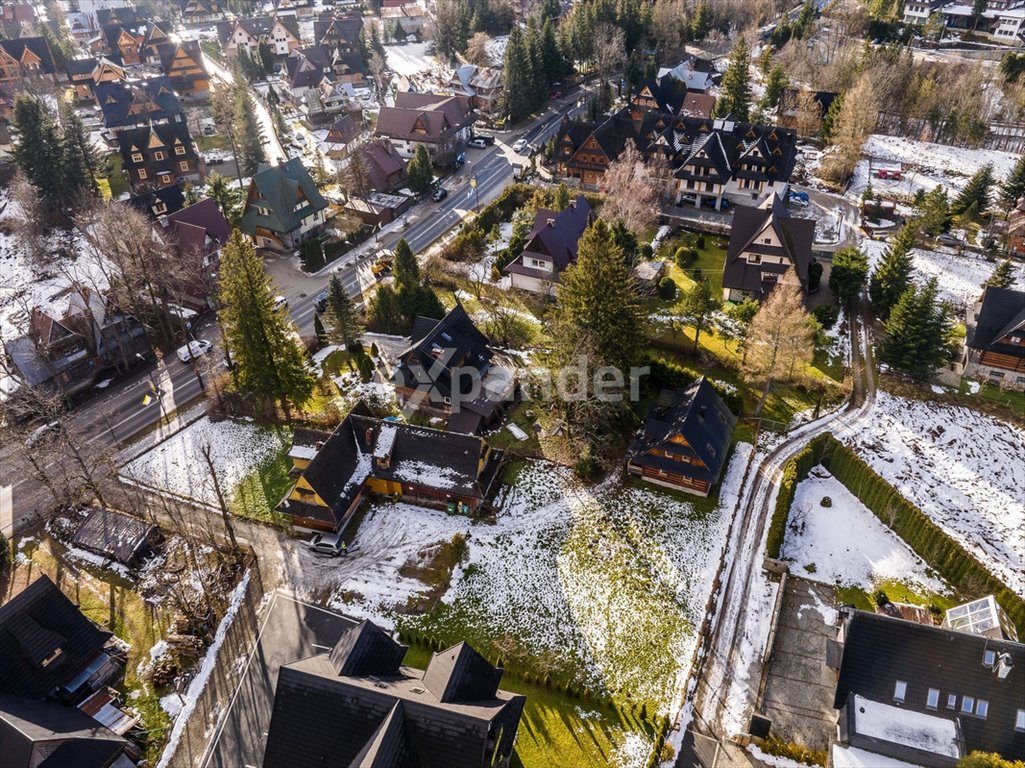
[766,432,1025,635]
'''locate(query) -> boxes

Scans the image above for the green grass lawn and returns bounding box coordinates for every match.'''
[400,641,657,768]
[486,402,542,455]
[230,437,294,525]
[835,579,959,615]
[102,153,129,200]
[196,133,228,152]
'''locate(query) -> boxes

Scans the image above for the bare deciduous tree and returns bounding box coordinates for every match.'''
[465,32,493,67]
[602,140,658,233]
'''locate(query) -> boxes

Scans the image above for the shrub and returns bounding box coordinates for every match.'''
[674,245,696,268]
[639,243,654,260]
[759,737,827,767]
[765,437,822,557]
[874,588,890,606]
[820,496,832,507]
[657,276,677,299]
[812,302,840,329]
[0,533,8,577]
[696,234,706,249]
[645,358,698,390]
[574,445,600,480]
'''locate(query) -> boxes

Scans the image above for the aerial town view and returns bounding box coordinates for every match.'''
[0,0,1023,765]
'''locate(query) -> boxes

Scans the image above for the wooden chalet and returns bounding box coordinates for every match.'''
[278,406,504,531]
[66,56,126,101]
[263,620,525,768]
[215,15,301,58]
[101,23,144,64]
[117,121,200,194]
[94,77,184,131]
[182,0,225,24]
[626,377,736,497]
[156,40,209,97]
[238,158,328,250]
[0,37,56,84]
[722,195,815,302]
[502,195,592,294]
[965,287,1025,391]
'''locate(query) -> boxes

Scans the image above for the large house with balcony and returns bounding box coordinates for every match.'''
[156,40,210,97]
[375,91,474,164]
[239,158,329,250]
[215,15,302,58]
[94,76,184,131]
[502,195,592,294]
[66,55,125,101]
[554,109,798,209]
[0,37,56,84]
[964,286,1025,391]
[722,195,815,302]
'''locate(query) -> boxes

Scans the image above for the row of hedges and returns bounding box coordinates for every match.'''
[765,435,826,558]
[816,435,1025,635]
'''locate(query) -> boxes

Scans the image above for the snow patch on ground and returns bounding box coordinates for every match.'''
[862,239,1025,311]
[835,391,1025,597]
[122,417,289,508]
[782,470,947,594]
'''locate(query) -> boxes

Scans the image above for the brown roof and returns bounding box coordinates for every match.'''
[679,91,716,118]
[375,92,472,143]
[722,196,815,299]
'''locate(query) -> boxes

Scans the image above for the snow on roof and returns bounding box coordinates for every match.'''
[852,695,960,758]
[390,458,463,490]
[288,445,319,461]
[831,744,922,768]
[374,422,398,460]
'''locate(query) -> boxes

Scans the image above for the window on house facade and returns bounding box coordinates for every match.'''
[154,151,165,161]
[893,680,907,703]
[256,205,270,216]
[984,649,996,667]
[975,699,988,718]
[179,161,189,172]
[175,145,187,155]
[926,689,939,709]
[160,174,171,184]
[961,696,975,714]
[1017,709,1025,731]
[131,152,143,163]
[138,169,148,179]
[947,694,957,710]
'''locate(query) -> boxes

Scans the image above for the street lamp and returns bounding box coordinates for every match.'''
[469,172,480,212]
[136,353,165,427]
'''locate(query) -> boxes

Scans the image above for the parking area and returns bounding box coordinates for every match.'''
[200,593,357,768]
[757,577,839,751]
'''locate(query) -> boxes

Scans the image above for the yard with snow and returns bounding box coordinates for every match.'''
[122,416,291,519]
[848,135,1021,200]
[282,448,750,767]
[834,391,1025,598]
[781,468,948,596]
[863,239,1025,311]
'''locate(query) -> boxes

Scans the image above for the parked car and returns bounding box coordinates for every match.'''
[272,295,289,312]
[176,339,212,363]
[937,233,960,247]
[455,152,465,166]
[314,290,329,313]
[309,532,346,557]
[678,194,698,206]
[789,190,810,203]
[548,89,563,99]
[477,134,496,145]
[467,138,488,149]
[702,197,730,210]
[512,138,529,152]
[788,194,809,208]
[431,186,448,202]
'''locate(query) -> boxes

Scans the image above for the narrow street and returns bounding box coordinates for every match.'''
[203,53,285,162]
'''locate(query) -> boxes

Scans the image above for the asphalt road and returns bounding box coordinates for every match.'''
[200,592,357,768]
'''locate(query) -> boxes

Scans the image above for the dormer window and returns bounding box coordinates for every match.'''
[175,145,186,155]
[926,688,939,709]
[1016,709,1025,731]
[961,696,974,714]
[131,152,143,163]
[983,649,996,667]
[947,694,957,710]
[975,699,988,719]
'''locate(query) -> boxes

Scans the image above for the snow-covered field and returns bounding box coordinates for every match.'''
[835,391,1025,597]
[122,417,289,509]
[862,239,1025,311]
[294,448,750,723]
[848,134,1021,199]
[781,469,947,594]
[383,41,443,78]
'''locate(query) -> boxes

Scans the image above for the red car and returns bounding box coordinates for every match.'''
[548,89,563,99]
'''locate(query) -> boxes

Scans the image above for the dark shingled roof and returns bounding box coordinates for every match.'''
[262,622,525,768]
[0,37,56,74]
[329,620,407,677]
[94,77,182,129]
[393,304,492,404]
[71,508,158,567]
[375,92,473,143]
[835,611,1025,761]
[0,577,111,701]
[504,195,591,278]
[723,196,815,299]
[967,287,1025,358]
[0,694,127,768]
[216,15,300,47]
[423,642,502,703]
[627,377,736,486]
[129,185,186,220]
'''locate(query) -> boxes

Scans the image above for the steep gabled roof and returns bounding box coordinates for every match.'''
[394,304,492,402]
[723,196,815,298]
[0,36,56,73]
[506,195,592,276]
[423,642,503,703]
[967,287,1025,357]
[0,577,111,701]
[116,120,195,168]
[313,14,363,47]
[375,92,473,142]
[329,620,408,677]
[94,77,182,129]
[627,377,737,485]
[239,158,328,236]
[362,140,406,192]
[348,700,421,768]
[290,408,371,526]
[129,185,186,219]
[165,198,232,254]
[217,15,300,46]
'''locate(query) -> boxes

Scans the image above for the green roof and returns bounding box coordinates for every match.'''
[240,158,328,238]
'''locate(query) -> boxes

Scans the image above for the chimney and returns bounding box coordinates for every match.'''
[546,218,555,227]
[994,652,1014,681]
